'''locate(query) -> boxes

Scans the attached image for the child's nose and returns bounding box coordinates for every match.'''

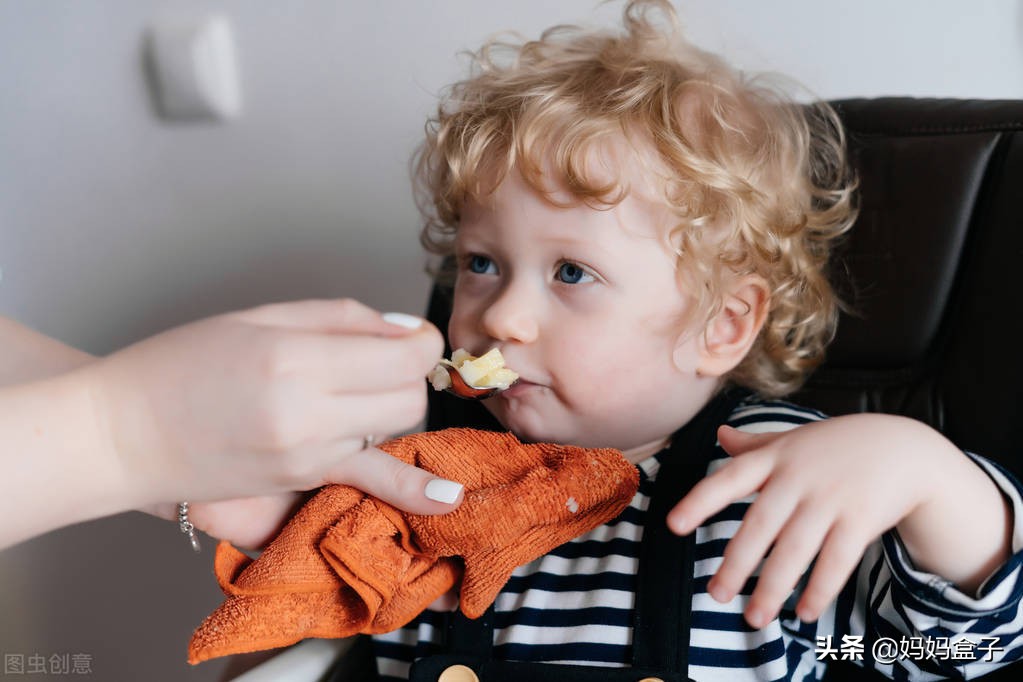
[480,282,539,344]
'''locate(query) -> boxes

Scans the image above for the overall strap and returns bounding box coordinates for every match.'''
[631,388,749,671]
[410,389,749,682]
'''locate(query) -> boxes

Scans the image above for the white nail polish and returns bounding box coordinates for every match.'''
[382,312,424,329]
[424,479,463,504]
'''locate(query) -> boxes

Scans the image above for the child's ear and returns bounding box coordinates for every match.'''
[685,275,769,378]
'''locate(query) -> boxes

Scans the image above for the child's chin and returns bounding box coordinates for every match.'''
[486,400,566,445]
[504,423,568,446]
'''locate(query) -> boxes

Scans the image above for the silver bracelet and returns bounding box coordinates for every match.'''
[177,501,201,553]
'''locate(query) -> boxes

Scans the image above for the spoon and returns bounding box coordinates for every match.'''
[437,363,518,400]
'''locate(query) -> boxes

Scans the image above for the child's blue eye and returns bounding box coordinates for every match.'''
[556,262,594,284]
[468,255,497,275]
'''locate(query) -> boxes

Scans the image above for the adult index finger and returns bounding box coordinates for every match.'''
[281,324,444,393]
[236,298,430,337]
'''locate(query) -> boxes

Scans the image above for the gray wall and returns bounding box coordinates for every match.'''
[1,1,1021,680]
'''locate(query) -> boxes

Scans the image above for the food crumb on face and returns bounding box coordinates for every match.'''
[566,497,579,514]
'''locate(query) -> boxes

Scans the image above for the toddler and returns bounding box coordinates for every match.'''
[374,2,1023,680]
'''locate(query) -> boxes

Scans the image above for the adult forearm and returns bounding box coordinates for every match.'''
[0,300,455,550]
[0,371,133,550]
[0,317,95,385]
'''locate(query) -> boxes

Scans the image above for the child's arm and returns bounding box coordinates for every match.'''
[668,413,1014,628]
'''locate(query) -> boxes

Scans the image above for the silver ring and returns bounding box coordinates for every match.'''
[177,501,201,553]
[362,434,377,450]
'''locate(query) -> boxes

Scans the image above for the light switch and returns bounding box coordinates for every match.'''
[146,14,242,122]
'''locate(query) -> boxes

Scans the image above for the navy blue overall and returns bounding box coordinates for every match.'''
[403,390,747,682]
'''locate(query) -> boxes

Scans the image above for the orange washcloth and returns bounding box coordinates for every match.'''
[188,428,639,664]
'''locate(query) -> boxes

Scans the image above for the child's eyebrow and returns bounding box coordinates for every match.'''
[539,236,615,260]
[452,233,490,252]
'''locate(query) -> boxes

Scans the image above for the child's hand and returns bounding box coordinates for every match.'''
[667,414,1011,629]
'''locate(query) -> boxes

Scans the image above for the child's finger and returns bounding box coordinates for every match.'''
[667,453,774,535]
[743,505,834,628]
[707,484,800,603]
[794,520,869,622]
[717,425,786,457]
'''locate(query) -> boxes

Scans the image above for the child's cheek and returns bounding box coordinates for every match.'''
[560,290,621,324]
[446,302,475,349]
[448,314,478,357]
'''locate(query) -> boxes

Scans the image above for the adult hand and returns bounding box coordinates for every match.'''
[147,494,308,550]
[87,299,461,515]
[0,300,464,551]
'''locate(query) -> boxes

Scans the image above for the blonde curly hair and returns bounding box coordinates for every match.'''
[414,0,858,398]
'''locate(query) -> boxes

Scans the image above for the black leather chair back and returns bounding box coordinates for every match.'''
[796,99,1023,480]
[801,99,1023,682]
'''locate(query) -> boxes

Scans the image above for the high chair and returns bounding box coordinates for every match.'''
[272,97,1023,682]
[415,97,1023,682]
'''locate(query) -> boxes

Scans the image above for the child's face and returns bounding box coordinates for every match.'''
[448,167,721,461]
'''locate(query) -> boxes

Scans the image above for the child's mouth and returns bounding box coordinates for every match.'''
[497,379,540,399]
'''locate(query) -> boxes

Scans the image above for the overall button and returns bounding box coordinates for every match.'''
[438,664,479,682]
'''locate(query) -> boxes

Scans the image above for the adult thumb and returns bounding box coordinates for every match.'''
[327,446,464,515]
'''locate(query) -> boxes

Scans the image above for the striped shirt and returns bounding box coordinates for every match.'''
[373,399,1023,680]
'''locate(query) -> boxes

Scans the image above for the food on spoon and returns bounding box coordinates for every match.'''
[429,348,519,392]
